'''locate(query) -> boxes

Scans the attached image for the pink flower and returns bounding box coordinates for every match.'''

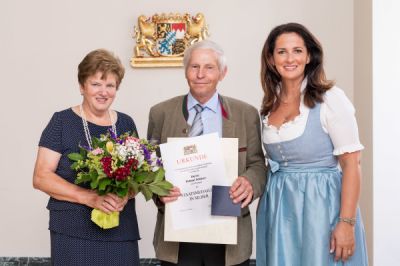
[125,136,139,144]
[92,147,104,155]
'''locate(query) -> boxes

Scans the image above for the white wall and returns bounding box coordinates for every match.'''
[0,0,358,259]
[373,0,400,265]
[354,0,373,264]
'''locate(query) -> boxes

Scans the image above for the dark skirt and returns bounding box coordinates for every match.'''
[51,231,140,266]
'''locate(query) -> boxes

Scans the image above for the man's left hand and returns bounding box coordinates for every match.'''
[229,176,253,208]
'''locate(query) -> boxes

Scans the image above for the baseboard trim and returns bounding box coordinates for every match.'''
[0,257,256,265]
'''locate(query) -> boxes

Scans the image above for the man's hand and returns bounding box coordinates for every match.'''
[159,186,181,204]
[229,176,253,208]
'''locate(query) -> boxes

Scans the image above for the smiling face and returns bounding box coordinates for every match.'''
[271,32,310,84]
[80,71,117,115]
[185,48,227,104]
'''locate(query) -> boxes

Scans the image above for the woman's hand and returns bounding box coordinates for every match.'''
[330,151,361,262]
[34,147,132,214]
[159,186,181,204]
[85,191,129,214]
[330,222,356,262]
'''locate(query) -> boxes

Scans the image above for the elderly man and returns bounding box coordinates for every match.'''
[147,40,267,266]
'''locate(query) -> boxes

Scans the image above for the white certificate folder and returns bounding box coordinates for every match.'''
[160,133,238,244]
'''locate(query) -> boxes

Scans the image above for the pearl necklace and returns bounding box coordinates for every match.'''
[79,104,116,149]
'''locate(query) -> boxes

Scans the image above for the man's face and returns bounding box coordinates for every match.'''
[185,49,227,104]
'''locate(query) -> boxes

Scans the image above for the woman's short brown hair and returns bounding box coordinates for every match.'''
[78,49,125,89]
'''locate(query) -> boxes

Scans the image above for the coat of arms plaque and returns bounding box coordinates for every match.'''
[131,13,209,68]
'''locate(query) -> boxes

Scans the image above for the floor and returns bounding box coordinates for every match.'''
[0,258,256,266]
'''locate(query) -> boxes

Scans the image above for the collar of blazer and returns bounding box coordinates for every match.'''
[182,94,229,121]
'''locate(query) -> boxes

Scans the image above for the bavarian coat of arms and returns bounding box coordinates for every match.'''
[131,13,209,68]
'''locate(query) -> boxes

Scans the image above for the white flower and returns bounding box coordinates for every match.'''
[125,138,140,149]
[150,152,157,160]
[136,153,145,168]
[115,145,128,161]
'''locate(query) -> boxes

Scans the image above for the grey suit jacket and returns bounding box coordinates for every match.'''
[147,94,267,266]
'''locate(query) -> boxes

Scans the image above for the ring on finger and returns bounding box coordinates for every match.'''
[347,250,352,255]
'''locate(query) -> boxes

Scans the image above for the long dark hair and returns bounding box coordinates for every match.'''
[260,23,334,116]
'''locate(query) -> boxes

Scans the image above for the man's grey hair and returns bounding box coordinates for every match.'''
[183,40,227,71]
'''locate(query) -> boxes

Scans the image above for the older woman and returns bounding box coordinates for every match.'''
[33,49,140,265]
[256,23,368,265]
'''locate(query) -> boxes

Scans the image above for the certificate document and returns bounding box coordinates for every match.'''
[160,133,238,244]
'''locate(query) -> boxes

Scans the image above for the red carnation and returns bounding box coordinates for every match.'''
[100,156,113,178]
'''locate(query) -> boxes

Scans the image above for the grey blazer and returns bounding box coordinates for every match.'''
[147,94,267,265]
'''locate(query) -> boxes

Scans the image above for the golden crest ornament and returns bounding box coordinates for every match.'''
[184,144,198,156]
[131,13,209,68]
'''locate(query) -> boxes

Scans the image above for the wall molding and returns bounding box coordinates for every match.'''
[0,258,256,265]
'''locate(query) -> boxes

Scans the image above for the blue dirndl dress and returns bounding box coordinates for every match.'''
[256,104,368,266]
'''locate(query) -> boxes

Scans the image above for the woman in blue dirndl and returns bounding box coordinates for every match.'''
[256,23,368,265]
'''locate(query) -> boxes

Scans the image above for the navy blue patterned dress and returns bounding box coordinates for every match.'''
[39,108,140,266]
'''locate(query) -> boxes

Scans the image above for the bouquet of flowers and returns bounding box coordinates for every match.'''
[68,129,172,229]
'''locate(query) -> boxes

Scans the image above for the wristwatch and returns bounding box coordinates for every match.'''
[338,217,356,226]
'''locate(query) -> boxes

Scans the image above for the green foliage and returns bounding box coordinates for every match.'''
[68,132,173,201]
[134,171,151,183]
[139,184,153,201]
[99,178,112,191]
[148,183,170,196]
[129,182,139,196]
[68,153,83,162]
[116,187,129,197]
[131,168,172,201]
[154,168,165,183]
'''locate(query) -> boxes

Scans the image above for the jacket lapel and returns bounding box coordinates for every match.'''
[220,95,236,138]
[172,96,190,137]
